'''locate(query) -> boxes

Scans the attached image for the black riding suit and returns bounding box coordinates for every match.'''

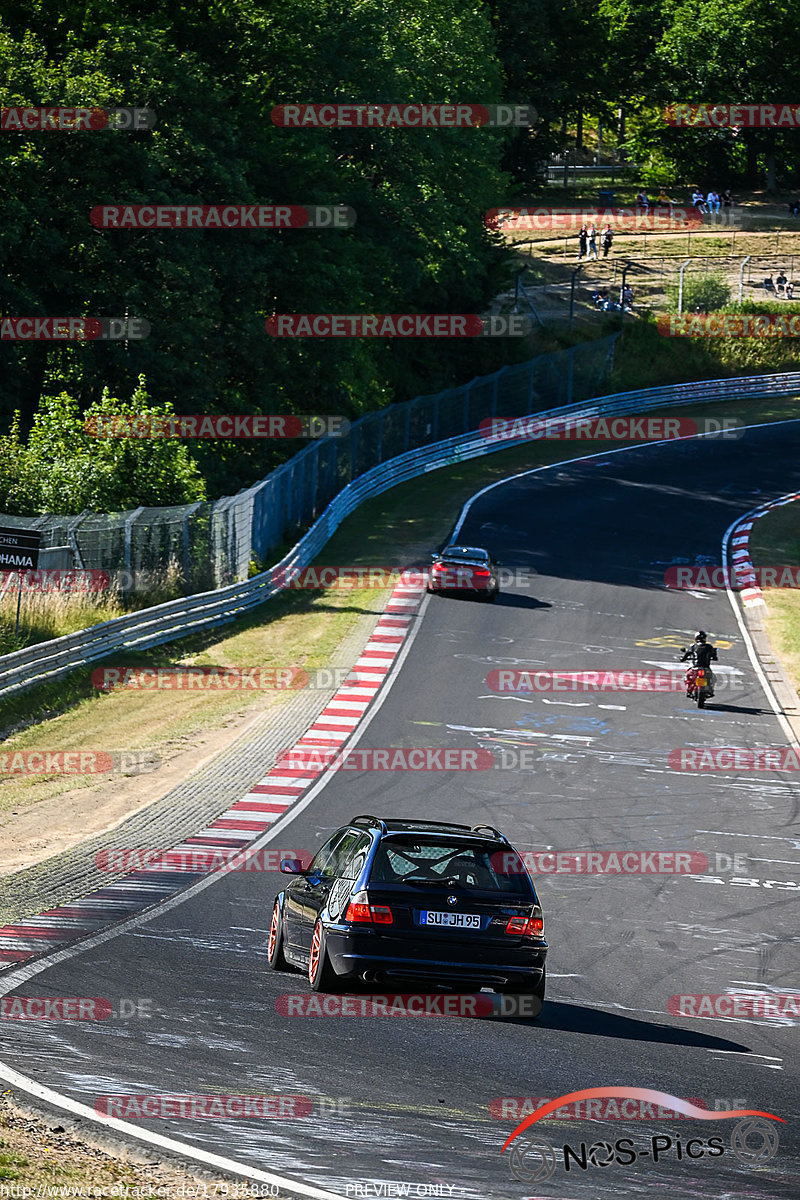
[681,641,717,693]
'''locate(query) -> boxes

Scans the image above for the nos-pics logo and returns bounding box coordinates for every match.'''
[502,1088,782,1182]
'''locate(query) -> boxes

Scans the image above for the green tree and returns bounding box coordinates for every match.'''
[601,0,800,190]
[0,374,206,514]
[0,1,518,501]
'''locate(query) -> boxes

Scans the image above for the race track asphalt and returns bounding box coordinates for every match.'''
[1,422,798,1199]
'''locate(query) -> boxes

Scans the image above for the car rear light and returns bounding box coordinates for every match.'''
[471,568,491,578]
[345,900,372,923]
[344,891,393,924]
[505,914,544,937]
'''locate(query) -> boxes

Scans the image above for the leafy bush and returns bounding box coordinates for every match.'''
[665,272,731,312]
[0,376,206,515]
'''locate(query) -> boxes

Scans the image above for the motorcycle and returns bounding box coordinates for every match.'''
[684,664,713,708]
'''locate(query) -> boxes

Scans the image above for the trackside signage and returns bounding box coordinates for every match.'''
[0,526,41,571]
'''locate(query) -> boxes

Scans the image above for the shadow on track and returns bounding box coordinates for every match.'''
[496,1001,750,1053]
[493,595,552,611]
[703,703,775,715]
[431,593,552,610]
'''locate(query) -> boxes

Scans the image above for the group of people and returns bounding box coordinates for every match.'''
[578,223,614,260]
[578,185,734,263]
[763,271,795,299]
[634,187,732,212]
[591,285,634,312]
[636,188,679,209]
[690,188,733,214]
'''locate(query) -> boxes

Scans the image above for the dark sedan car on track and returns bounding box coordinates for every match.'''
[267,816,547,1006]
[427,545,500,601]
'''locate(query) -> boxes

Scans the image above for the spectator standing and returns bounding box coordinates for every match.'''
[588,223,599,259]
[578,224,588,258]
[722,189,733,209]
[601,223,613,258]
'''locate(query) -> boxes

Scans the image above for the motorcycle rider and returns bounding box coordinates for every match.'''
[680,630,718,697]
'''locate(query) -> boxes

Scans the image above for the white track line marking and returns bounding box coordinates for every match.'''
[2,421,798,1189]
[722,509,800,748]
[0,1062,343,1200]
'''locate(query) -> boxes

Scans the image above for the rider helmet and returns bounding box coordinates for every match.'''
[696,630,707,642]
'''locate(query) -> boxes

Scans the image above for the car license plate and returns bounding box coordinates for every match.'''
[421,911,481,929]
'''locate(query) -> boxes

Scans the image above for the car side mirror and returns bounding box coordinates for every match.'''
[281,858,308,875]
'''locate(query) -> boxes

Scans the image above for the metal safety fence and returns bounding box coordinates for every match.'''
[0,338,616,593]
[0,365,798,703]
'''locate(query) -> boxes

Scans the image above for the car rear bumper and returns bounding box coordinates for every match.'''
[428,582,498,595]
[324,928,546,985]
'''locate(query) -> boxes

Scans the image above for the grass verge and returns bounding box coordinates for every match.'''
[0,1091,256,1196]
[749,498,800,696]
[1,394,798,826]
[0,566,187,656]
[0,381,797,1200]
